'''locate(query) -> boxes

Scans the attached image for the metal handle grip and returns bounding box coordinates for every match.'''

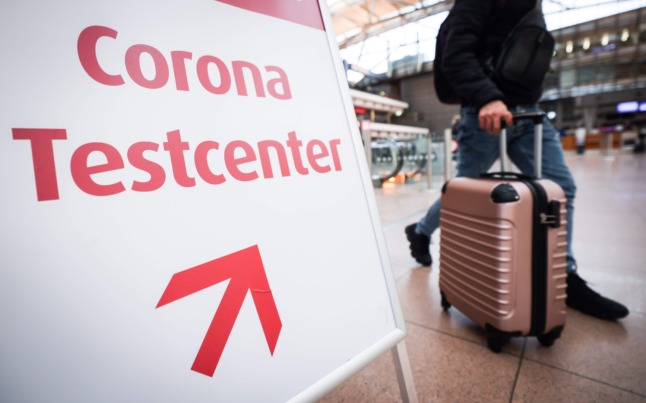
[499,111,545,178]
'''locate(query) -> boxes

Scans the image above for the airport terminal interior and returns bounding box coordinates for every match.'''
[319,0,646,401]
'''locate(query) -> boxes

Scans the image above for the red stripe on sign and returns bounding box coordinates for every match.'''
[216,0,325,31]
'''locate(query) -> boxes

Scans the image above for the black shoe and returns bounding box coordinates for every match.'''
[405,224,432,266]
[566,272,629,320]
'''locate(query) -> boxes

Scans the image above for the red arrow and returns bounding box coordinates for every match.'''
[156,245,282,377]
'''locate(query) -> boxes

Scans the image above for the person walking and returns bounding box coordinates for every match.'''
[406,0,629,320]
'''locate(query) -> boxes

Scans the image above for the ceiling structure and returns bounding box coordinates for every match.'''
[328,0,454,49]
[328,0,646,49]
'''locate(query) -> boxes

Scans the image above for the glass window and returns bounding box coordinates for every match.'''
[578,66,595,85]
[560,69,576,88]
[596,65,615,82]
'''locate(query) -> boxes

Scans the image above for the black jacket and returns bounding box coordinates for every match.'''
[442,0,540,110]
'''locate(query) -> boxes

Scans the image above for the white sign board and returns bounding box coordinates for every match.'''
[0,1,408,401]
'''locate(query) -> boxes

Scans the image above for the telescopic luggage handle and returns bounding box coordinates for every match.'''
[499,111,545,178]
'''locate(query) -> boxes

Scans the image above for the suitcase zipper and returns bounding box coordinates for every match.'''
[522,180,549,336]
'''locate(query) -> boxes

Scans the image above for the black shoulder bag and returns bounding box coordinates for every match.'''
[494,0,555,91]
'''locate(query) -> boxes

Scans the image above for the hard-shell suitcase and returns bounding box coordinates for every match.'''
[439,112,568,352]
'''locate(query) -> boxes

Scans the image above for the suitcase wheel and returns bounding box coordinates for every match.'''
[537,327,564,347]
[440,291,451,311]
[486,334,510,353]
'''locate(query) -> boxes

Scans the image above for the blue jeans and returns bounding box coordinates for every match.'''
[416,104,578,273]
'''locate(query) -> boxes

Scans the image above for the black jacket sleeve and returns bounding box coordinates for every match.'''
[442,0,501,110]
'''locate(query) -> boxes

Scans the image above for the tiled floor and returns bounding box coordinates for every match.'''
[319,149,646,402]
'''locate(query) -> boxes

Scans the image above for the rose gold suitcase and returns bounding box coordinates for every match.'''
[439,112,567,352]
